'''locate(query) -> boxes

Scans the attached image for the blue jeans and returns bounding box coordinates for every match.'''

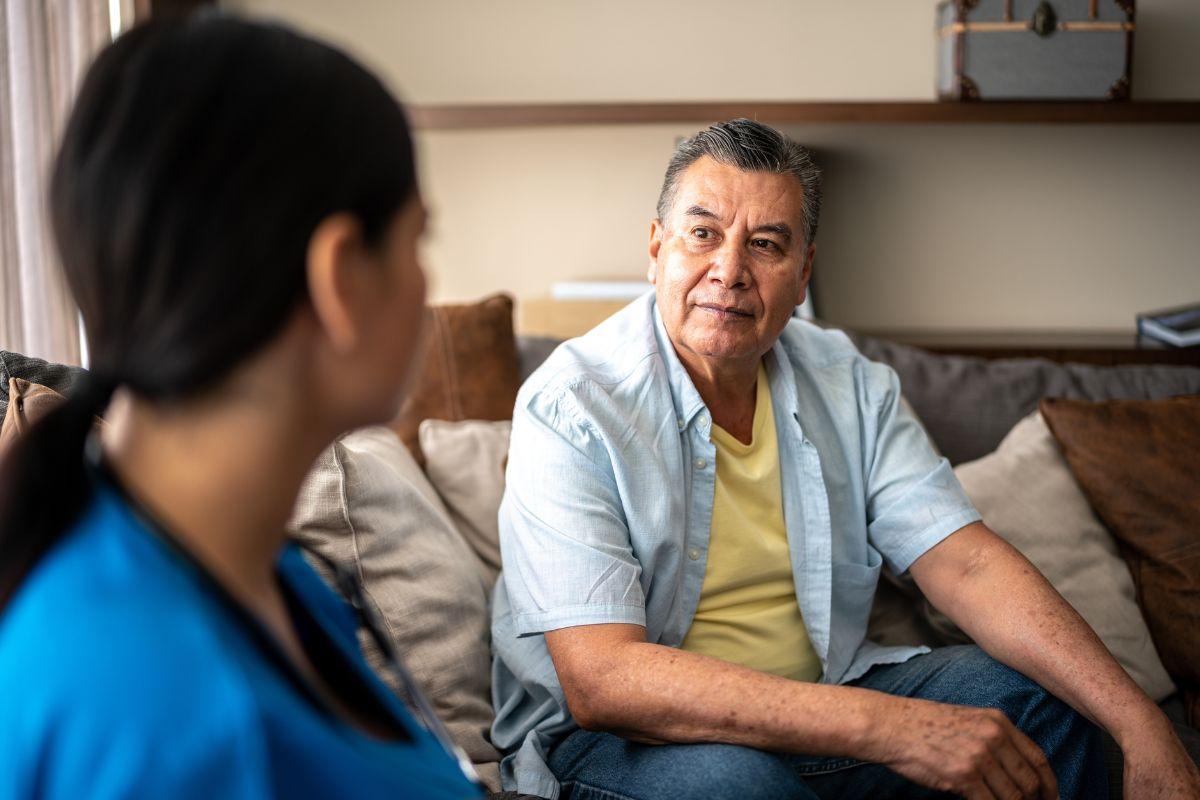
[548,645,1107,799]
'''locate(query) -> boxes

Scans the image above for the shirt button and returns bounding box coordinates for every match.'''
[693,457,707,470]
[699,413,709,426]
[676,418,685,431]
[688,548,700,560]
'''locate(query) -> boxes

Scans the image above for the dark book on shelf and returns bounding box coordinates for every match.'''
[1137,302,1200,348]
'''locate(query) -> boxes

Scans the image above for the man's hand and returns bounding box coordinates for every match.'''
[912,523,1197,798]
[1122,719,1200,799]
[870,698,1057,800]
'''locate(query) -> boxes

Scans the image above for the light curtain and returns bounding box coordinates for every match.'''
[1,0,112,364]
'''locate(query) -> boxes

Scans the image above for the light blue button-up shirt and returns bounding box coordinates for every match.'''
[490,292,981,798]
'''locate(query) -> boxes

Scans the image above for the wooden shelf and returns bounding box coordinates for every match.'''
[409,101,1200,129]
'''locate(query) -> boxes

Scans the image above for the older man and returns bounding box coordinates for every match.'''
[490,119,1199,800]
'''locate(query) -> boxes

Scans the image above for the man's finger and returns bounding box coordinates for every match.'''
[964,778,1001,800]
[980,751,1033,800]
[994,737,1048,798]
[1008,725,1058,800]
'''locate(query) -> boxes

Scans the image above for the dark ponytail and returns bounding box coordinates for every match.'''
[0,375,115,609]
[0,15,417,613]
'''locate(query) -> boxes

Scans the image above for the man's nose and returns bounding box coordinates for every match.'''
[707,239,751,289]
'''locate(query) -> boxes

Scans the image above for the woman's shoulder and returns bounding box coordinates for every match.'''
[3,483,233,647]
[2,482,254,684]
[0,485,270,794]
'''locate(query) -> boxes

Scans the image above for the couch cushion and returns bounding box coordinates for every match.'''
[418,419,511,589]
[942,411,1174,700]
[1040,395,1200,726]
[844,334,1200,465]
[391,294,521,466]
[289,426,500,789]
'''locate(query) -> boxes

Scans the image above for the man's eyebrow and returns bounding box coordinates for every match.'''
[683,205,793,240]
[752,222,793,240]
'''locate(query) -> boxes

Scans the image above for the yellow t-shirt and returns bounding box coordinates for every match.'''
[679,365,822,682]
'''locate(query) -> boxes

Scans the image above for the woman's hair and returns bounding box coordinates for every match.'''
[0,14,417,612]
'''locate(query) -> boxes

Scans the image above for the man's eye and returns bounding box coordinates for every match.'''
[752,239,777,250]
[692,228,712,239]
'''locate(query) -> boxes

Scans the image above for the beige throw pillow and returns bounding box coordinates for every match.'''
[949,411,1176,701]
[288,426,501,790]
[418,419,511,589]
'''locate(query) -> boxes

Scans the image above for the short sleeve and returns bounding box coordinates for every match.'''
[860,360,981,574]
[499,388,646,636]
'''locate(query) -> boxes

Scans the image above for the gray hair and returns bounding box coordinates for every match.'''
[656,118,823,246]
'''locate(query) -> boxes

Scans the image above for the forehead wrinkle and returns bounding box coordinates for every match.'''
[676,164,804,232]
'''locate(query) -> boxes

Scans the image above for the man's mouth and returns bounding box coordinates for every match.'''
[696,303,754,320]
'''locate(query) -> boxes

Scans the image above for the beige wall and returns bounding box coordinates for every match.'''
[227,0,1200,332]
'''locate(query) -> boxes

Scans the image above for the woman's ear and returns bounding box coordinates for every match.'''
[306,213,368,354]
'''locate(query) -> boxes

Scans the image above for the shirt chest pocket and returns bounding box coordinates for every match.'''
[826,546,883,680]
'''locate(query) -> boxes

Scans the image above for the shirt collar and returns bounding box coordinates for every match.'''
[651,297,709,431]
[765,335,801,423]
[651,296,805,434]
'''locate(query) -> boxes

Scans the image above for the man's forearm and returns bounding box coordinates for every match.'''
[548,624,893,758]
[547,616,1090,795]
[911,523,1165,747]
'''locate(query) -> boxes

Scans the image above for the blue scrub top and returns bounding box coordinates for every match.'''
[0,479,482,799]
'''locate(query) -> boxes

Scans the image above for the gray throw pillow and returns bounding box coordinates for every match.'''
[516,336,560,384]
[289,426,501,790]
[844,333,1200,465]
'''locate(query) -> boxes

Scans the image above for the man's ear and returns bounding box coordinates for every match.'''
[647,219,664,284]
[306,213,369,354]
[796,243,816,306]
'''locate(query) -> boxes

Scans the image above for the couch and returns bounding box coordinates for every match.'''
[3,295,1199,800]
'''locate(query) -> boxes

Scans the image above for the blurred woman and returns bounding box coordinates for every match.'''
[0,15,481,799]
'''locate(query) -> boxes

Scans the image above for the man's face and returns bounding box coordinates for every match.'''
[649,156,814,372]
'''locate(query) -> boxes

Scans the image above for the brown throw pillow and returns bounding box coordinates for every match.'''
[1040,395,1200,726]
[0,378,66,452]
[391,294,521,465]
